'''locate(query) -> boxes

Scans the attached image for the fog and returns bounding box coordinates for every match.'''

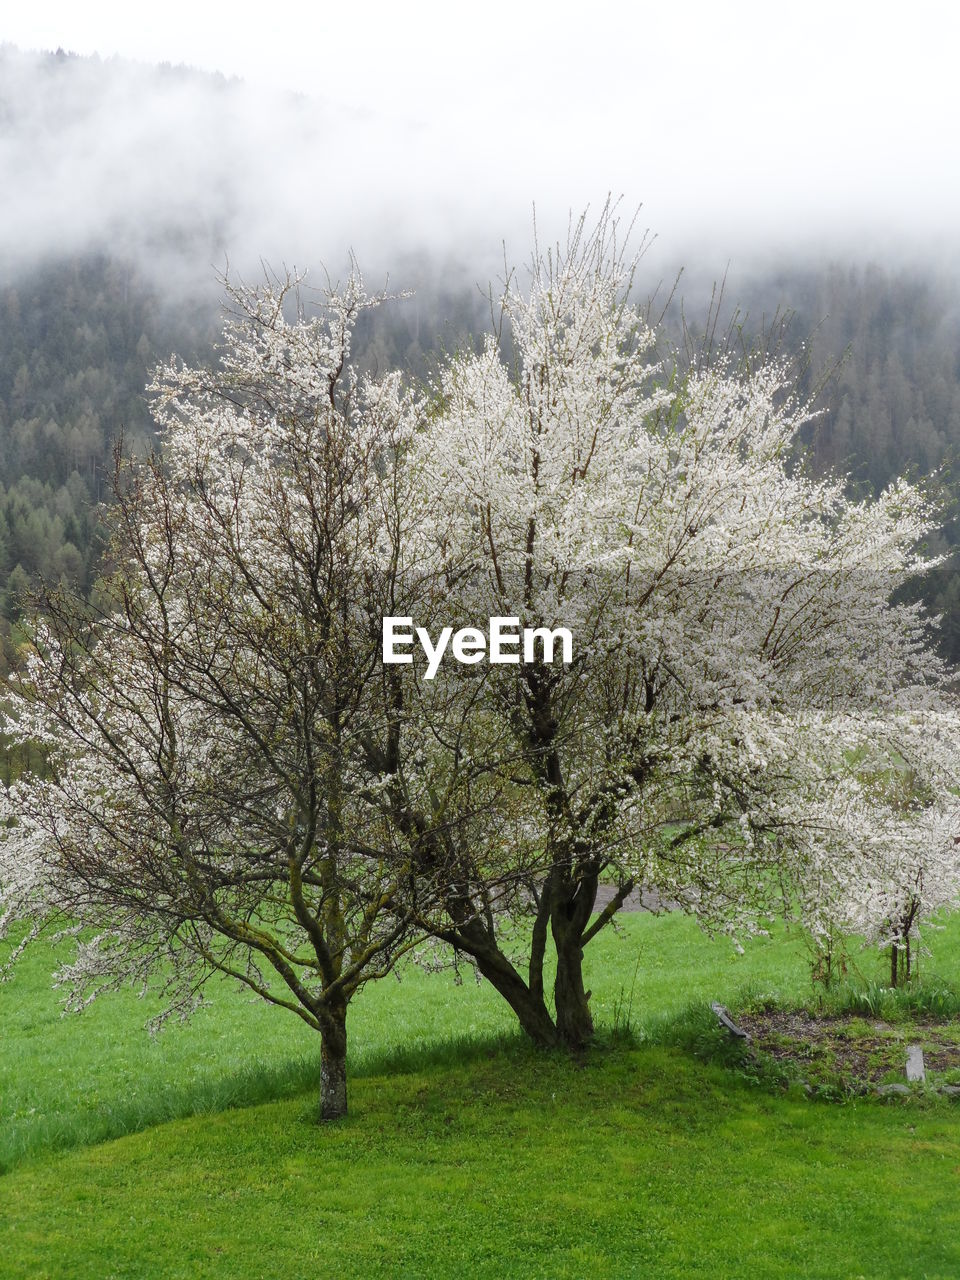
[2,6,959,308]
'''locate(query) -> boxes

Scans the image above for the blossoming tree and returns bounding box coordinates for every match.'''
[0,269,440,1119]
[398,209,960,1039]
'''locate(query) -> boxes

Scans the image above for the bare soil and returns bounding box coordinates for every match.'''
[735,1008,960,1088]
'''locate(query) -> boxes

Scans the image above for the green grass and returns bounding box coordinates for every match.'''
[3,1043,960,1279]
[3,910,960,1277]
[0,911,821,1172]
[815,976,960,1023]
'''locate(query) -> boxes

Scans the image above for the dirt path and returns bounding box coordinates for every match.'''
[593,883,676,913]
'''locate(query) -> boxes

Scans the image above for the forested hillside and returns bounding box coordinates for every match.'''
[754,265,960,492]
[2,249,959,668]
[0,255,217,668]
[0,248,497,671]
[743,264,960,661]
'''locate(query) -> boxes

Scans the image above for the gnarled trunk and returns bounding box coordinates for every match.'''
[548,864,605,1049]
[319,1003,348,1121]
[552,918,594,1048]
[471,945,560,1048]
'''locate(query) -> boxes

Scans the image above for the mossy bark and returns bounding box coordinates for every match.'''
[319,1004,348,1121]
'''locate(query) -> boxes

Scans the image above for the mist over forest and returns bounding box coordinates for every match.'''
[2,44,960,670]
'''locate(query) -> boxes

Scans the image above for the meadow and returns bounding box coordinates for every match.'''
[3,912,960,1278]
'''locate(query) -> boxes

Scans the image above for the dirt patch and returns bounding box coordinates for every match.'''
[734,1009,960,1089]
[909,1027,960,1073]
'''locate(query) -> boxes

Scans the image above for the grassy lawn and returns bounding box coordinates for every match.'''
[4,1045,960,1279]
[3,912,960,1277]
[0,911,821,1171]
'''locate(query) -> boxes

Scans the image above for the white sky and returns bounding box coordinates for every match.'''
[2,0,959,282]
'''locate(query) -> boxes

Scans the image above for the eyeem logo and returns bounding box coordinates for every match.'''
[383,616,573,680]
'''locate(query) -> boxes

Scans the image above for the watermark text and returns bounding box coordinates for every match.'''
[382,616,573,679]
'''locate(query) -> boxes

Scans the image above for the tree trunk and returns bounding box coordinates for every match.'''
[319,1004,348,1121]
[552,921,594,1048]
[549,866,599,1049]
[471,947,561,1047]
[437,911,561,1048]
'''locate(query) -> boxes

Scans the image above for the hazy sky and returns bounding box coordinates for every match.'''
[2,1,959,291]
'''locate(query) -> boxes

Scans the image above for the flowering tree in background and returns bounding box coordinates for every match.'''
[793,740,960,986]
